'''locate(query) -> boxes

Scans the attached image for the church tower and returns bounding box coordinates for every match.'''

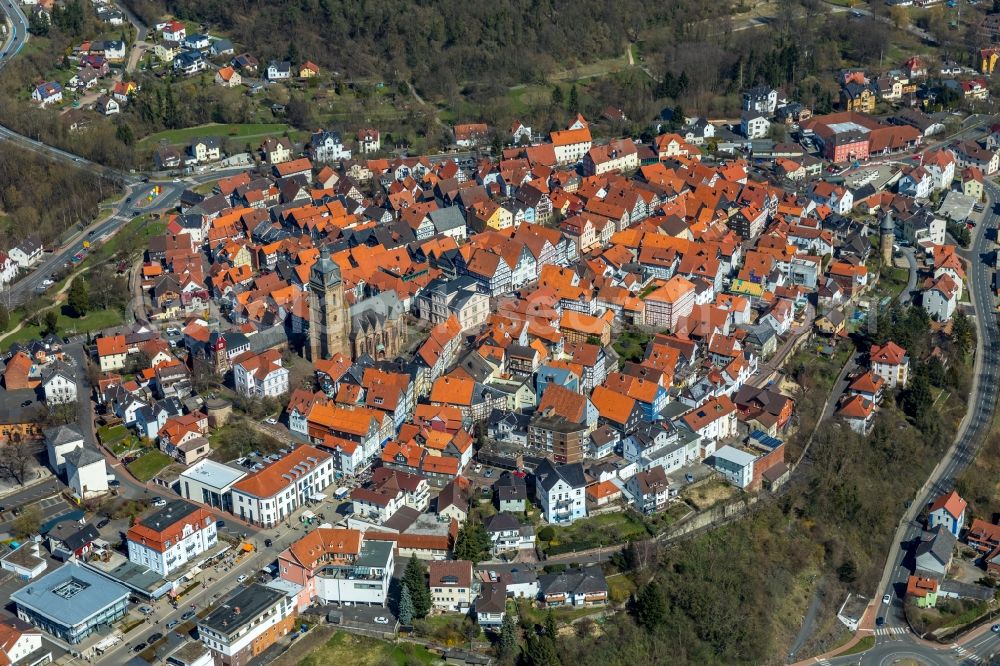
[308,246,351,361]
[880,210,894,266]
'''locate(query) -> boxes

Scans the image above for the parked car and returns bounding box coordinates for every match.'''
[264,417,277,425]
[139,605,153,615]
[151,497,166,507]
[147,632,163,644]
[166,620,179,630]
[216,520,226,528]
[133,643,146,653]
[97,518,110,529]
[181,611,195,621]
[237,574,248,584]
[374,616,390,625]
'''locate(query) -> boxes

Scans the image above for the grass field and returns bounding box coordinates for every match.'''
[299,632,438,666]
[2,307,123,345]
[542,511,651,555]
[137,123,293,147]
[127,450,173,482]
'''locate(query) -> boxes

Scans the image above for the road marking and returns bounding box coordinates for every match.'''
[875,626,908,636]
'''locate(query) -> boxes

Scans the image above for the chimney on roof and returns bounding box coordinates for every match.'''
[234,607,241,615]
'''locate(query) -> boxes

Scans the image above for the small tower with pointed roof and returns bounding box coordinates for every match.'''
[308,246,351,361]
[880,210,894,266]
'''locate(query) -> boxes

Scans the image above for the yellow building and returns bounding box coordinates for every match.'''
[981,47,1000,75]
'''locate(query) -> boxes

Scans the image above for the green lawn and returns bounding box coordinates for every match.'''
[837,635,875,657]
[300,632,438,666]
[542,512,651,555]
[97,424,128,444]
[137,123,293,147]
[127,450,173,482]
[2,307,124,346]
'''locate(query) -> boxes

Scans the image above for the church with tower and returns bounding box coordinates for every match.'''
[306,246,407,362]
[308,246,352,361]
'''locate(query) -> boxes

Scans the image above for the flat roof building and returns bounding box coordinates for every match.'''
[198,583,297,665]
[11,562,129,644]
[179,459,246,513]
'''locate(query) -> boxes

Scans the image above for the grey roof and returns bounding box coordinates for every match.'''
[49,523,99,551]
[428,206,467,232]
[915,526,956,566]
[200,584,285,637]
[12,562,129,624]
[534,459,587,493]
[537,565,607,596]
[485,512,521,533]
[45,423,84,446]
[139,499,200,532]
[64,446,105,468]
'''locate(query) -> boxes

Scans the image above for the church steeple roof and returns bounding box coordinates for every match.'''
[311,245,341,287]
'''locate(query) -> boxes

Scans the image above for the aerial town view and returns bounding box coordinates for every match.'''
[4,0,1000,665]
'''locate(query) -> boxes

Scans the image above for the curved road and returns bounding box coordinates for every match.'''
[821,181,1000,666]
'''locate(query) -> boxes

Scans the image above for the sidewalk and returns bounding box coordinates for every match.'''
[0,465,54,499]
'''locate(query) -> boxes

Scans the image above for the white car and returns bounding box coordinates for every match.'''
[151,497,166,507]
[882,594,891,605]
[237,574,248,584]
[373,616,390,625]
[264,417,277,425]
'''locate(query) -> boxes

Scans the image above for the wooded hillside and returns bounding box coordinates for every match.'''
[0,144,122,249]
[123,0,729,98]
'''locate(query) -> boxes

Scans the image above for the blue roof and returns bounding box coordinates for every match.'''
[748,430,782,451]
[12,562,129,625]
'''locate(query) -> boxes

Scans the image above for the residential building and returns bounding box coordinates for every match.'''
[232,349,289,398]
[644,276,696,330]
[65,447,109,500]
[906,575,939,609]
[625,466,671,514]
[869,341,909,388]
[428,560,474,611]
[927,490,967,538]
[537,566,608,607]
[41,362,76,405]
[126,500,217,577]
[277,528,394,611]
[914,526,956,580]
[198,584,297,665]
[96,334,127,372]
[534,459,588,524]
[0,620,46,665]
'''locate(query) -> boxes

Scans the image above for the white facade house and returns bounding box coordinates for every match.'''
[923,274,959,322]
[198,585,295,664]
[42,364,77,405]
[45,424,85,474]
[8,237,42,268]
[65,447,109,500]
[534,460,587,524]
[711,445,756,489]
[310,130,352,162]
[231,446,334,527]
[740,112,770,139]
[127,501,217,577]
[0,621,45,664]
[232,350,289,398]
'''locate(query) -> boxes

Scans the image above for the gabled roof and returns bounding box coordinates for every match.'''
[928,490,966,521]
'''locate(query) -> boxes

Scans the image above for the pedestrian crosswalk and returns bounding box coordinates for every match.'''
[816,659,831,666]
[875,626,908,636]
[952,643,983,663]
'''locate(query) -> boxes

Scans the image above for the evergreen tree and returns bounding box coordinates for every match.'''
[0,303,9,332]
[551,85,564,108]
[524,634,561,666]
[499,612,517,661]
[952,310,973,359]
[115,123,134,146]
[454,521,492,563]
[635,581,667,631]
[67,278,89,317]
[398,583,414,625]
[402,554,431,618]
[545,609,557,638]
[568,85,579,113]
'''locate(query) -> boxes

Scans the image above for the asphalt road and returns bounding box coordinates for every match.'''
[851,181,1000,663]
[0,0,27,66]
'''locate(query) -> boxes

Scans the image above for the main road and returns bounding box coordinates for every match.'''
[822,181,1000,665]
